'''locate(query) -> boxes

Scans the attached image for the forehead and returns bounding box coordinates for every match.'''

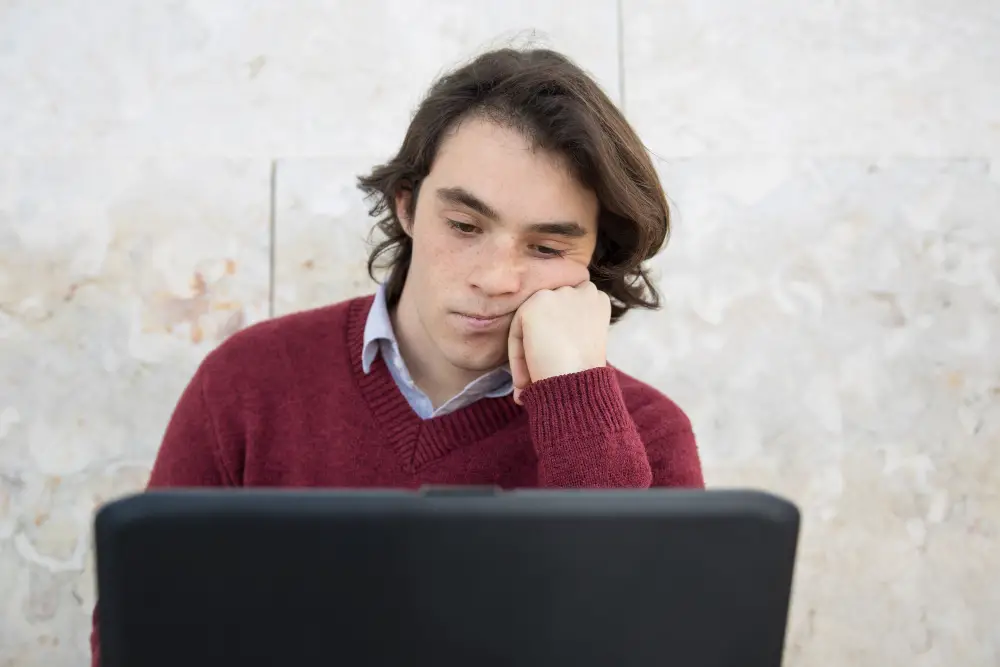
[426,117,599,230]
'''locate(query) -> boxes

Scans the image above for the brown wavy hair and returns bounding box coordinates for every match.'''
[357,47,670,323]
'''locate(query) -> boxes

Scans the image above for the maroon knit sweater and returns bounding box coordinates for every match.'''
[90,295,703,664]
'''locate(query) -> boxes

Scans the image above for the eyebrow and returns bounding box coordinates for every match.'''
[435,186,589,238]
[437,186,500,220]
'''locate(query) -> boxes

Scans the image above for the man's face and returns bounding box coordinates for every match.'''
[394,117,599,379]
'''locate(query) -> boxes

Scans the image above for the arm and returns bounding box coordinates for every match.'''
[644,424,705,489]
[509,281,702,488]
[90,365,235,666]
[145,366,237,489]
[521,366,704,489]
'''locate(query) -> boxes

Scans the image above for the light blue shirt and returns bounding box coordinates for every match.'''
[361,284,514,419]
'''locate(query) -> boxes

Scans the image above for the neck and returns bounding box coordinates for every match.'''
[391,289,482,408]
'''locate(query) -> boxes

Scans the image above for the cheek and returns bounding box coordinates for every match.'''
[524,258,591,293]
[412,226,468,279]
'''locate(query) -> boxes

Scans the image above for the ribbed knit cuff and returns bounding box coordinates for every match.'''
[520,366,632,447]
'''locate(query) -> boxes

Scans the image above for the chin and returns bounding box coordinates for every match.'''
[443,340,508,373]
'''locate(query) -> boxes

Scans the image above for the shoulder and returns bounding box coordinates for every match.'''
[198,295,373,387]
[612,366,693,437]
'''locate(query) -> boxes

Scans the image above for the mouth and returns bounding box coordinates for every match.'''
[452,311,511,332]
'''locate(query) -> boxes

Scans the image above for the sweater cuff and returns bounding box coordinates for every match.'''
[520,366,633,445]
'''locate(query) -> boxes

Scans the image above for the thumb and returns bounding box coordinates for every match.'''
[507,310,530,405]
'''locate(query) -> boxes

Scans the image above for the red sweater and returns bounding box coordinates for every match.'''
[91,295,703,663]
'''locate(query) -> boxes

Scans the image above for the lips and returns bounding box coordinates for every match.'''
[459,313,504,321]
[452,311,512,332]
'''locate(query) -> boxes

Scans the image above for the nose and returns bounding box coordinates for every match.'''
[467,238,522,297]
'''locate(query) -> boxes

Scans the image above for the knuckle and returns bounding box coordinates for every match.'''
[526,290,551,310]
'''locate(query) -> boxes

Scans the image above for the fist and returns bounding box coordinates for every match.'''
[507,281,612,405]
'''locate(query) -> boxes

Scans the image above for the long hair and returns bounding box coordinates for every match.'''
[358,48,670,323]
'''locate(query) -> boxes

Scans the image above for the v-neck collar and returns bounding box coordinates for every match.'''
[346,296,523,472]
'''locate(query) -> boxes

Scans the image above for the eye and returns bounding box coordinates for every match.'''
[447,219,480,234]
[531,245,567,258]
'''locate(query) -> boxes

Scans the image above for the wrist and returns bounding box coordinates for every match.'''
[533,357,606,382]
[521,366,631,438]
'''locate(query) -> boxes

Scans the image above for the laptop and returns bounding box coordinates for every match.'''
[94,487,799,667]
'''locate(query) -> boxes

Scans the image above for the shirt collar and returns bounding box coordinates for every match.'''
[361,283,396,374]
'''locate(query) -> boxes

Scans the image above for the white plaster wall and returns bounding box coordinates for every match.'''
[1,1,998,665]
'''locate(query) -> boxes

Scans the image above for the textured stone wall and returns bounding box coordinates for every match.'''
[1,1,998,665]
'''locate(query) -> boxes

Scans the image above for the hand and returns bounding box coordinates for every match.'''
[508,281,612,405]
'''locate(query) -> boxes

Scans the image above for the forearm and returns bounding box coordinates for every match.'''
[522,367,653,488]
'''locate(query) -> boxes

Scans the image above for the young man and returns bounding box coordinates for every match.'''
[91,47,702,664]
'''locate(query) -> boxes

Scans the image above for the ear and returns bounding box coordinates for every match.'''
[395,189,414,238]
